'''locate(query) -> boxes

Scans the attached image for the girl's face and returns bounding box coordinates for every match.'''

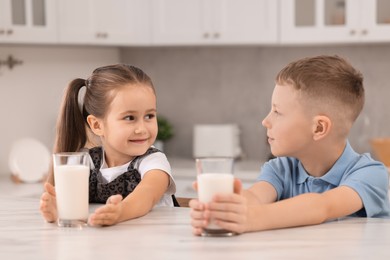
[100,84,158,166]
[262,83,314,159]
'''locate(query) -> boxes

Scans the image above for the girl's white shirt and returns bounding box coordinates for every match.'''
[88,147,176,207]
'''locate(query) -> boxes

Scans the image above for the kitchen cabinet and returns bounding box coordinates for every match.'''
[0,0,57,43]
[58,0,151,46]
[152,0,278,45]
[280,0,390,44]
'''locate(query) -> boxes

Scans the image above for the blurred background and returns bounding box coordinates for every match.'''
[1,0,390,178]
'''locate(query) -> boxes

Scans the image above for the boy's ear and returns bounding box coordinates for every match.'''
[87,115,104,136]
[312,115,331,141]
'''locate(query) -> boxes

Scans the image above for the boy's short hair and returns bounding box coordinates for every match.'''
[276,55,364,132]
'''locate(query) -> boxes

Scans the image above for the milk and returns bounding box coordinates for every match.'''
[197,173,234,230]
[54,165,89,221]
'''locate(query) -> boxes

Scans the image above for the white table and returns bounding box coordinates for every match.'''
[1,178,390,259]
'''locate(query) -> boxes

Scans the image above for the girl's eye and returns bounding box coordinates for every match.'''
[145,114,156,120]
[124,115,135,121]
[273,110,279,115]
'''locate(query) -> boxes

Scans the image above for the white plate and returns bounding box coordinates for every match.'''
[9,138,50,183]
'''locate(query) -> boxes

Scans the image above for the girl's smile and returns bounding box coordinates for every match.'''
[129,138,149,144]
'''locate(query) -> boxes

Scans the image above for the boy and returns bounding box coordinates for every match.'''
[189,55,390,235]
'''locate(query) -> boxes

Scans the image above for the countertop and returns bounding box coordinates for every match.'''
[1,182,390,259]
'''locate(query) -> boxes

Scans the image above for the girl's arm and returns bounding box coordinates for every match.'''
[89,169,170,226]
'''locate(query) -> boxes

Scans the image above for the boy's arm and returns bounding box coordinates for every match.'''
[243,181,278,204]
[248,186,363,231]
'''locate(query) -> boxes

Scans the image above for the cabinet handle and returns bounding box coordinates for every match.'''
[6,29,13,35]
[96,32,106,38]
[203,32,210,38]
[361,29,368,35]
[349,29,356,35]
[213,32,220,38]
[96,32,108,39]
[0,29,4,35]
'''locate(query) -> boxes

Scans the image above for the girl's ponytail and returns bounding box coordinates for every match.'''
[54,78,88,153]
[47,79,87,184]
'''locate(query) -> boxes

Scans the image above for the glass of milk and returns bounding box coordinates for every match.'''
[196,157,235,237]
[53,152,90,228]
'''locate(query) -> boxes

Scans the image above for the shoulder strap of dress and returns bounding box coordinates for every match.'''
[89,146,103,170]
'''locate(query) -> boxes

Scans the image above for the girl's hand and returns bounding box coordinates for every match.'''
[189,178,249,235]
[89,194,123,226]
[39,182,58,222]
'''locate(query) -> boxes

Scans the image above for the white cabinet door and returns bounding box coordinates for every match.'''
[0,0,57,43]
[216,0,278,44]
[58,0,151,46]
[0,1,10,37]
[57,0,92,44]
[152,0,278,45]
[361,0,390,42]
[152,0,209,45]
[92,0,151,45]
[281,0,390,44]
[281,0,357,44]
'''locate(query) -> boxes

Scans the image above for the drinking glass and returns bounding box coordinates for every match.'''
[196,157,235,237]
[53,152,89,228]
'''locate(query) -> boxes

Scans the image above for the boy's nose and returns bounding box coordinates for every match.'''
[262,115,270,129]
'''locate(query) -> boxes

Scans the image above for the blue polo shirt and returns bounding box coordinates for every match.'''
[257,142,390,218]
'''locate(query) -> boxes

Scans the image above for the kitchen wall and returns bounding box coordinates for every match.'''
[1,44,389,176]
[121,44,390,161]
[0,45,120,176]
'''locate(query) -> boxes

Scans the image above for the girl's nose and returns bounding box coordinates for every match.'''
[134,128,144,134]
[134,123,146,134]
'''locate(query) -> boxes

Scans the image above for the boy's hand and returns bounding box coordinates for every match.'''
[89,194,123,226]
[39,182,58,222]
[189,178,249,235]
[189,198,207,235]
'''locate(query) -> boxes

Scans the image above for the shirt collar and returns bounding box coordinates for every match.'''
[296,141,358,185]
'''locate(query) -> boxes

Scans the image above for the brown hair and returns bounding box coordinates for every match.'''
[276,55,364,124]
[47,64,154,184]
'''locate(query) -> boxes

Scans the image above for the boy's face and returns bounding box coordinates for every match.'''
[262,83,314,158]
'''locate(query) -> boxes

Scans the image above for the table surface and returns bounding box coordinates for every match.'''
[1,178,390,259]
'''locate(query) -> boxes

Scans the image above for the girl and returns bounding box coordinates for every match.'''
[40,64,177,226]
